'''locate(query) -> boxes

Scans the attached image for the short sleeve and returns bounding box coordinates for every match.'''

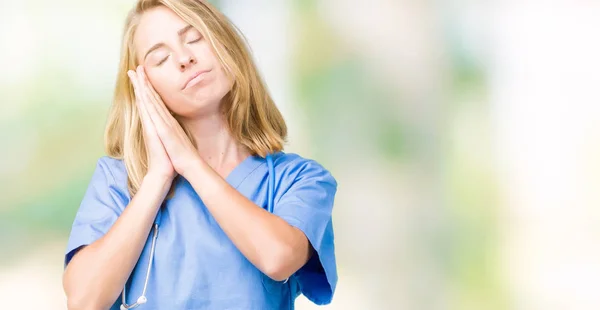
[273,160,338,305]
[64,157,128,268]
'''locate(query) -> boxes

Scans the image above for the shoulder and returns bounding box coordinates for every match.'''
[95,156,127,181]
[93,156,130,196]
[272,152,337,188]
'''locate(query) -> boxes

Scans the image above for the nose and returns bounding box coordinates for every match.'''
[178,53,196,71]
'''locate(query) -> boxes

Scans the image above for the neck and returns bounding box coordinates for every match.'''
[178,112,250,172]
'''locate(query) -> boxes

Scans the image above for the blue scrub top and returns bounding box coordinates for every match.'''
[64,152,338,309]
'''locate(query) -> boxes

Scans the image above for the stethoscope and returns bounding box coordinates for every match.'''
[120,153,276,309]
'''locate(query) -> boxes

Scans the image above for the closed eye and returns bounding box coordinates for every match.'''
[155,35,201,66]
[187,36,202,44]
[156,55,169,66]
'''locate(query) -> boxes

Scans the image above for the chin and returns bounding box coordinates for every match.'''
[174,98,223,119]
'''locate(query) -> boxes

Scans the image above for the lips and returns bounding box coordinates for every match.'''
[182,69,211,90]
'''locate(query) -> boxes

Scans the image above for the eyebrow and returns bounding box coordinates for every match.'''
[142,25,195,61]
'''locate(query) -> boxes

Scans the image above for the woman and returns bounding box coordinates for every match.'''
[61,0,338,309]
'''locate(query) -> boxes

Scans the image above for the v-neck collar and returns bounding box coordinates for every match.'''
[224,154,265,189]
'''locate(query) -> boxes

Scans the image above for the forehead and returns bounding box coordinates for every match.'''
[134,6,190,50]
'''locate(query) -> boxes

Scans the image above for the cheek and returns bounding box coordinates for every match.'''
[195,42,215,60]
[149,77,179,109]
[215,67,233,94]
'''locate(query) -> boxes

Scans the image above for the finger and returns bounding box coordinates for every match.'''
[136,67,169,137]
[137,100,167,165]
[135,67,155,117]
[136,89,155,137]
[127,70,140,92]
[138,94,166,157]
[138,68,188,143]
[128,70,145,113]
[128,70,148,128]
[129,70,155,132]
[140,104,159,143]
[139,66,172,124]
[127,70,143,117]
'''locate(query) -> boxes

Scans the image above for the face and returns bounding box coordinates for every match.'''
[133,6,232,118]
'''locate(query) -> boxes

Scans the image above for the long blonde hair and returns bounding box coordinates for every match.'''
[105,0,287,199]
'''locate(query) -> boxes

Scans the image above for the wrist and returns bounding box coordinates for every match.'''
[180,155,205,180]
[142,173,174,191]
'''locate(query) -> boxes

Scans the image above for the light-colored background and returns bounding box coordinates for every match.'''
[1,0,600,309]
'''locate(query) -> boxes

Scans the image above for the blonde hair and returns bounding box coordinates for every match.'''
[105,0,287,199]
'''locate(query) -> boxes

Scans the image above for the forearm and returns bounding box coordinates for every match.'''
[63,175,172,310]
[185,159,311,280]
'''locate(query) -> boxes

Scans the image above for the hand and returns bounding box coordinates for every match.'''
[130,66,202,179]
[128,68,176,182]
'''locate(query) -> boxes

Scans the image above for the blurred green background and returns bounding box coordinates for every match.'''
[2,0,600,309]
